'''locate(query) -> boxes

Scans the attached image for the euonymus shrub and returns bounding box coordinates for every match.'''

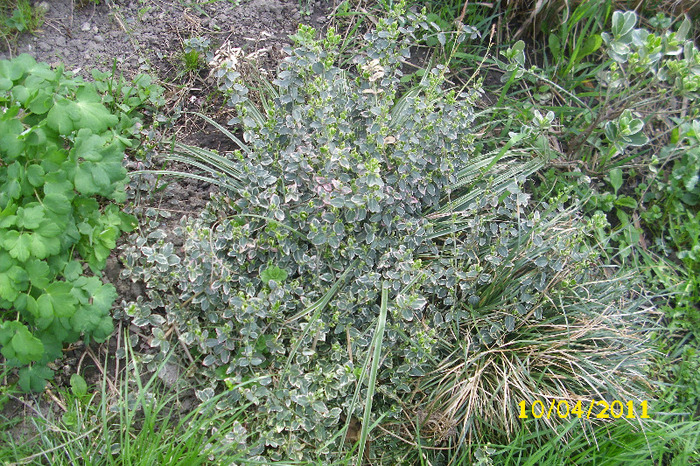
[0,55,140,391]
[122,5,643,462]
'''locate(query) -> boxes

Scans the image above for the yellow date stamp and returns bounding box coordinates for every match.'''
[518,400,651,420]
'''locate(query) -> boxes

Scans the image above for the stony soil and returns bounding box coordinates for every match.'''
[2,0,330,77]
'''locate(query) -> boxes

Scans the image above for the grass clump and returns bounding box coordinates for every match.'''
[0,343,255,465]
[0,0,44,51]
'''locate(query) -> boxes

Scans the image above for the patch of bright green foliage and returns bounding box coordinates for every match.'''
[0,54,143,392]
[0,0,44,47]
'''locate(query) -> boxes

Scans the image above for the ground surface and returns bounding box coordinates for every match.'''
[2,0,329,77]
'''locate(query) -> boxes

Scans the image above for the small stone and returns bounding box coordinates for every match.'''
[55,36,66,47]
[157,362,180,388]
[38,41,51,52]
[94,34,104,43]
[81,22,91,32]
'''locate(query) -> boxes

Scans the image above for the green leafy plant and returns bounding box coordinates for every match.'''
[0,0,44,47]
[484,9,700,464]
[181,36,211,75]
[0,54,138,391]
[118,3,658,462]
[545,0,610,82]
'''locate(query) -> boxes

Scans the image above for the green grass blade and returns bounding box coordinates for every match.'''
[191,111,251,155]
[357,280,389,463]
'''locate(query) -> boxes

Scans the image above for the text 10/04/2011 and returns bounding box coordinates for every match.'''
[518,399,650,420]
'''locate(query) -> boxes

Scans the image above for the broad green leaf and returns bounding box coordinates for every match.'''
[609,168,623,195]
[0,118,25,159]
[0,203,17,228]
[260,265,289,284]
[580,34,602,59]
[92,282,117,312]
[615,196,638,209]
[36,282,78,327]
[43,193,71,216]
[99,139,129,164]
[39,323,72,356]
[98,226,118,251]
[119,212,138,232]
[7,264,28,289]
[7,53,36,78]
[70,374,88,397]
[27,91,53,115]
[95,245,110,268]
[7,161,25,182]
[0,321,44,364]
[3,231,31,262]
[46,88,119,135]
[93,316,113,342]
[24,127,47,146]
[1,179,22,202]
[24,292,38,314]
[74,163,114,196]
[73,277,116,312]
[91,165,111,189]
[9,326,44,364]
[29,233,51,260]
[548,34,561,58]
[0,250,12,272]
[16,204,45,229]
[71,129,107,162]
[11,85,30,104]
[43,172,74,198]
[63,260,82,281]
[0,273,20,302]
[26,165,45,187]
[103,161,128,183]
[18,365,53,393]
[0,56,25,82]
[36,219,63,239]
[70,305,114,342]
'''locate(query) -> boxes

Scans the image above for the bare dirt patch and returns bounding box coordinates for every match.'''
[2,0,330,78]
